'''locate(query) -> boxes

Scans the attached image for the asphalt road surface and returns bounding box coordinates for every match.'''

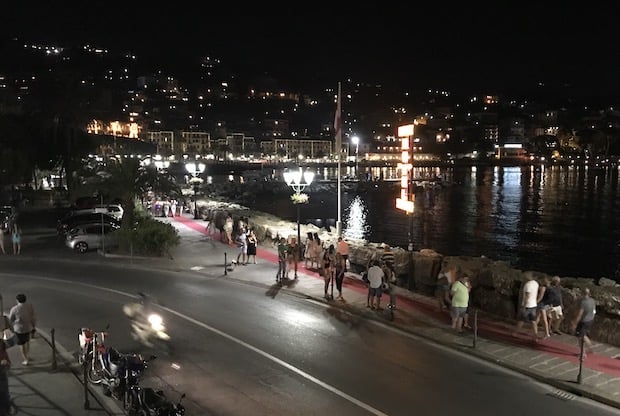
[0,210,618,415]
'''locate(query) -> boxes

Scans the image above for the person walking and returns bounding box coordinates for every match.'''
[246,229,258,264]
[11,224,20,255]
[9,293,36,365]
[571,287,596,357]
[547,276,564,335]
[0,340,11,416]
[535,276,553,339]
[512,273,540,342]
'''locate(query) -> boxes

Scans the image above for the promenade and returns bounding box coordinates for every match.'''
[1,211,620,415]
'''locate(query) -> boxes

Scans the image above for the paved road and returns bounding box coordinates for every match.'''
[0,209,619,415]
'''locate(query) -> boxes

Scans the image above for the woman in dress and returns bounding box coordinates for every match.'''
[247,229,258,264]
[303,232,314,268]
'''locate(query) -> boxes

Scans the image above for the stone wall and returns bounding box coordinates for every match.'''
[200,199,620,348]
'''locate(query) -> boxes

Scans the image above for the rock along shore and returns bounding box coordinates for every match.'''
[197,196,620,348]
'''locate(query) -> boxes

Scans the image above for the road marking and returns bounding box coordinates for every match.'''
[1,273,389,416]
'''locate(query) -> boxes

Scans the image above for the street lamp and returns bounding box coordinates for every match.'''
[351,135,359,176]
[283,167,315,278]
[185,162,206,219]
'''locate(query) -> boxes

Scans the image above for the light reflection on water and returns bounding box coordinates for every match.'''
[250,164,620,280]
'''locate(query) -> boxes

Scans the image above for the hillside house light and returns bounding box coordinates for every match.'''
[283,167,315,278]
[185,162,206,219]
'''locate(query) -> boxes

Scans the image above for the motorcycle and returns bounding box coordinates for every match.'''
[80,324,153,399]
[77,325,109,367]
[123,294,172,354]
[124,386,185,416]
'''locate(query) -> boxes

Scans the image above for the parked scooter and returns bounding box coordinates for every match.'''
[123,293,172,354]
[124,386,186,416]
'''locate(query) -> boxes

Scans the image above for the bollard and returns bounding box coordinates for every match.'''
[473,309,478,349]
[224,252,228,276]
[50,328,57,370]
[577,335,585,384]
[83,360,90,409]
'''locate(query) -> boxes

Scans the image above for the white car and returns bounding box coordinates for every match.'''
[70,204,124,220]
[65,223,119,253]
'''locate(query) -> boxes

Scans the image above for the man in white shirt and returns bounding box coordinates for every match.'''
[512,273,540,342]
[366,260,385,310]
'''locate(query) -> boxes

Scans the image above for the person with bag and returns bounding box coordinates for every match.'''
[9,293,36,366]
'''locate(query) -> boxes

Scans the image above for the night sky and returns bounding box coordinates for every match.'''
[4,4,620,97]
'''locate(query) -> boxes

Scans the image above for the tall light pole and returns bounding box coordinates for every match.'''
[283,166,315,278]
[185,162,206,219]
[351,135,359,177]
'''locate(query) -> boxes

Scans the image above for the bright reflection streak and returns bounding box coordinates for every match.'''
[283,309,319,326]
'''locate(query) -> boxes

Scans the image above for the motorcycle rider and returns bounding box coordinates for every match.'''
[124,293,154,345]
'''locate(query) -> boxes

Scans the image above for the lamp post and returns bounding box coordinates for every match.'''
[351,135,359,177]
[185,162,206,219]
[283,167,315,278]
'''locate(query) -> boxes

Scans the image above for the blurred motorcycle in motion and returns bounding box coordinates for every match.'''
[123,293,171,354]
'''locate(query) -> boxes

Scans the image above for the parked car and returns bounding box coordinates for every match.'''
[65,222,120,253]
[70,204,124,220]
[57,212,121,235]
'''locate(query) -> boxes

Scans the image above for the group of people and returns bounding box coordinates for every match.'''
[511,272,596,355]
[363,244,396,310]
[435,266,473,333]
[1,293,36,415]
[0,222,21,256]
[234,225,258,266]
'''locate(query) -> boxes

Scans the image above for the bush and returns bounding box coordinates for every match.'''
[115,216,180,257]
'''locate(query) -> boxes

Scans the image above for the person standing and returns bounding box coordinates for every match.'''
[9,293,36,365]
[380,244,395,282]
[246,229,258,264]
[235,227,248,265]
[0,230,5,255]
[450,274,470,333]
[336,236,350,272]
[11,224,20,255]
[321,244,336,298]
[571,287,596,356]
[512,273,540,342]
[0,340,10,416]
[334,252,346,301]
[366,260,385,310]
[276,237,288,282]
[304,232,315,268]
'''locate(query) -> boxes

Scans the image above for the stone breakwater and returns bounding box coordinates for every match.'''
[198,198,620,348]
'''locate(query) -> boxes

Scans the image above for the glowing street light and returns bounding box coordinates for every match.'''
[283,167,315,278]
[185,161,206,219]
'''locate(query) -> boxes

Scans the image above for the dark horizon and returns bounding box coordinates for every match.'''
[4,5,620,100]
